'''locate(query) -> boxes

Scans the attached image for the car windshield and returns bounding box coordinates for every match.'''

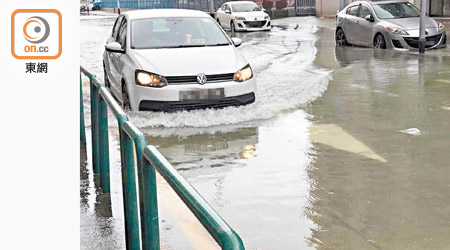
[232,3,261,12]
[131,17,231,49]
[373,2,420,19]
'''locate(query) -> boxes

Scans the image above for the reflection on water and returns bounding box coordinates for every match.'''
[80,134,125,250]
[241,144,257,159]
[147,127,259,172]
[308,28,450,249]
[145,110,316,249]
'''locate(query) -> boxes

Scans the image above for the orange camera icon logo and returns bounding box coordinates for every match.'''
[11,9,62,59]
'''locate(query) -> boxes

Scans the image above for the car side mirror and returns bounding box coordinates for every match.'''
[365,15,374,22]
[105,42,125,53]
[231,37,242,47]
[225,10,231,14]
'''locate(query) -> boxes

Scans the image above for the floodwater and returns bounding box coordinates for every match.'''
[307,19,450,250]
[81,13,450,250]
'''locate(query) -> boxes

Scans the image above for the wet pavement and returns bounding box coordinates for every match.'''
[81,13,450,250]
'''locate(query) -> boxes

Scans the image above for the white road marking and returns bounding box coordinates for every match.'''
[156,173,219,250]
[310,124,387,163]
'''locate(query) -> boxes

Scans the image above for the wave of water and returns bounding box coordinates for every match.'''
[129,22,330,128]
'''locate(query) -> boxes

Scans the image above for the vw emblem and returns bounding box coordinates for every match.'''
[254,18,257,21]
[197,73,207,85]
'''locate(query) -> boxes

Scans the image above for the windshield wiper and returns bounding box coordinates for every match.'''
[206,43,230,47]
[138,43,229,49]
[175,44,207,48]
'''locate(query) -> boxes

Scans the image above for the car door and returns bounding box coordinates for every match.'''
[105,15,123,96]
[110,18,127,96]
[216,5,226,27]
[342,5,360,44]
[356,4,376,46]
[223,4,232,28]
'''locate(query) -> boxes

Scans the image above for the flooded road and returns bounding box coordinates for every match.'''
[308,19,450,249]
[81,14,327,249]
[81,13,450,250]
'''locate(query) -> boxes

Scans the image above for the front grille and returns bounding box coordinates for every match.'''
[243,20,267,28]
[139,92,255,111]
[404,34,442,49]
[168,99,242,110]
[165,73,234,85]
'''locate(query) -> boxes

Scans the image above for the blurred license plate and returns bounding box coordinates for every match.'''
[179,88,224,101]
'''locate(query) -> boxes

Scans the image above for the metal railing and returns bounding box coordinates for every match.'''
[101,0,229,12]
[80,66,245,250]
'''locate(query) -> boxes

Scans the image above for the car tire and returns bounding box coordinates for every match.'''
[103,63,111,89]
[121,83,131,111]
[335,28,348,46]
[374,34,387,49]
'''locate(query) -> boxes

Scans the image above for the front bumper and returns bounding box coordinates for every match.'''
[234,19,271,31]
[128,77,257,111]
[388,32,447,51]
[139,92,255,111]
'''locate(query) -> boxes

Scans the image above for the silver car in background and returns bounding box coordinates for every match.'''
[336,0,447,50]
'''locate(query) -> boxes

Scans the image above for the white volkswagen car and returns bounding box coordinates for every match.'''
[103,9,256,111]
[216,1,271,32]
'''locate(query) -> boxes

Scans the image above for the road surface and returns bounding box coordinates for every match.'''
[80,13,450,250]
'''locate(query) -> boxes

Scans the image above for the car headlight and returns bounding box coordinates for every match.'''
[233,64,253,82]
[386,26,409,36]
[235,16,245,21]
[264,15,270,20]
[438,21,445,32]
[135,70,168,87]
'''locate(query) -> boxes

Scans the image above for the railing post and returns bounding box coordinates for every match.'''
[89,75,100,175]
[80,73,86,143]
[141,156,160,250]
[98,95,110,193]
[119,118,141,250]
[123,123,159,250]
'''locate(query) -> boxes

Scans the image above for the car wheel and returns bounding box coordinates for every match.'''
[335,28,348,46]
[374,34,387,49]
[103,64,111,89]
[121,83,131,111]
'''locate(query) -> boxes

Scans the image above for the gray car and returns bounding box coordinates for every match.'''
[336,0,447,50]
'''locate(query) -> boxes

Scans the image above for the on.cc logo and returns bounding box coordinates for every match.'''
[11,9,62,60]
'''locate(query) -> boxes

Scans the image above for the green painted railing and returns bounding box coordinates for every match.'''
[80,66,245,250]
